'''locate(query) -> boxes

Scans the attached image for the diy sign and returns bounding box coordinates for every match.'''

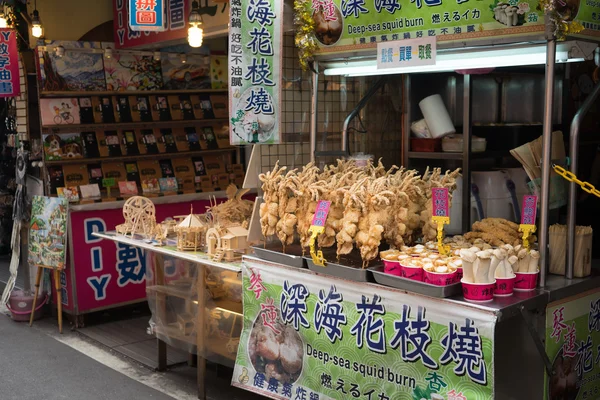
[0,29,20,97]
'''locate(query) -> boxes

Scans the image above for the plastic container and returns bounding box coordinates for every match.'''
[494,276,516,297]
[8,290,47,322]
[410,119,431,138]
[402,264,424,282]
[514,270,539,291]
[442,134,487,153]
[382,259,402,276]
[411,138,442,152]
[461,279,495,302]
[424,269,457,286]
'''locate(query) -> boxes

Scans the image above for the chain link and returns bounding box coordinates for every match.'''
[553,164,600,198]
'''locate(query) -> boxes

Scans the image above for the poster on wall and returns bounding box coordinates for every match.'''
[104,52,163,91]
[545,288,600,399]
[28,196,68,270]
[114,0,230,49]
[161,54,211,90]
[0,29,20,98]
[37,41,106,92]
[228,0,283,145]
[128,0,165,32]
[233,260,496,399]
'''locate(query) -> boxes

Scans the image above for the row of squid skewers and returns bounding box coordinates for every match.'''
[259,159,461,267]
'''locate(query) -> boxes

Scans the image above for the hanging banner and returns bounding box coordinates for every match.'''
[129,0,165,32]
[545,288,600,400]
[233,260,496,399]
[114,0,229,49]
[0,29,20,98]
[228,0,283,145]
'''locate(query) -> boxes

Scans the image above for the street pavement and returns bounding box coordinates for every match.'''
[0,313,176,400]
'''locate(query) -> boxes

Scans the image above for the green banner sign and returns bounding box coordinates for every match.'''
[545,288,600,399]
[308,0,600,54]
[233,260,496,399]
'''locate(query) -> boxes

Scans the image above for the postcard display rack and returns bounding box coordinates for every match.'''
[35,42,245,321]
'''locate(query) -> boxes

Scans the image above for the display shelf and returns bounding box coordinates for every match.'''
[155,324,197,346]
[41,118,229,134]
[407,150,510,160]
[40,89,227,97]
[44,148,236,165]
[147,284,194,300]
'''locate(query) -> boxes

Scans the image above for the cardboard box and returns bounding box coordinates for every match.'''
[137,160,161,181]
[172,127,190,152]
[210,95,228,119]
[168,95,184,120]
[101,162,127,182]
[63,164,89,187]
[171,158,196,192]
[203,155,225,176]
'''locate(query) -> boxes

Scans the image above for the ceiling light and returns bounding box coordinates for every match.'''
[153,51,161,61]
[180,54,187,64]
[188,1,203,48]
[104,47,113,59]
[31,0,43,38]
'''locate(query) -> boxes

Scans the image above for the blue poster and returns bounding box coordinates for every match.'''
[128,0,165,32]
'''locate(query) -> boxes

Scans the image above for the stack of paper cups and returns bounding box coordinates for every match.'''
[418,94,456,138]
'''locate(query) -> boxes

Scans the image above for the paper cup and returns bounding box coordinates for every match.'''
[494,276,516,297]
[402,264,424,281]
[461,279,495,302]
[454,267,463,283]
[514,270,539,291]
[424,269,457,286]
[382,259,402,276]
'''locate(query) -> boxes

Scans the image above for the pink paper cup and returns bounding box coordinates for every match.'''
[424,270,457,286]
[402,264,424,282]
[454,268,463,283]
[382,259,402,276]
[514,270,539,291]
[461,279,495,302]
[494,276,516,297]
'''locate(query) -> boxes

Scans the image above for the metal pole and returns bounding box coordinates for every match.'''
[566,80,600,279]
[539,37,556,288]
[462,74,472,233]
[310,61,319,163]
[402,75,411,166]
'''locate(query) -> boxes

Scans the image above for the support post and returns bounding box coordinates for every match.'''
[539,36,557,288]
[310,61,319,163]
[462,74,472,234]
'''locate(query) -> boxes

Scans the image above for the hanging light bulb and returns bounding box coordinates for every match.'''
[55,45,65,58]
[187,1,203,48]
[31,0,43,38]
[153,51,161,62]
[104,47,113,59]
[180,54,187,64]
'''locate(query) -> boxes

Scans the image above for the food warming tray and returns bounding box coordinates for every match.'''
[370,266,462,298]
[251,244,307,269]
[304,249,376,282]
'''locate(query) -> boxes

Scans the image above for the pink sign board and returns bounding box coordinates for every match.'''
[521,195,538,225]
[0,29,20,98]
[311,200,331,227]
[66,194,255,313]
[432,187,449,218]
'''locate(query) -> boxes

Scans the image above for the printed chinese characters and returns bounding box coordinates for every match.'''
[280,281,310,330]
[440,318,487,385]
[350,295,386,353]
[314,285,347,343]
[390,305,438,369]
[0,31,15,95]
[134,0,158,25]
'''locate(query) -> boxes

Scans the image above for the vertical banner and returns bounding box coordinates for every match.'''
[545,288,600,399]
[233,259,496,399]
[229,0,282,145]
[0,29,20,98]
[129,0,165,31]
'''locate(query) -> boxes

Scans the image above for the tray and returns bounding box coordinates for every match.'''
[304,248,376,282]
[251,244,307,269]
[370,266,462,298]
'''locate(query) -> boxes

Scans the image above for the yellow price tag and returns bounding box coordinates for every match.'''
[519,224,536,250]
[432,216,450,256]
[308,225,326,267]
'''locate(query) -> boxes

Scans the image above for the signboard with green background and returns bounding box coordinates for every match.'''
[545,288,600,399]
[305,0,600,55]
[232,260,496,400]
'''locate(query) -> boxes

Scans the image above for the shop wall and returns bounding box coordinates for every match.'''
[27,0,113,43]
[258,34,403,173]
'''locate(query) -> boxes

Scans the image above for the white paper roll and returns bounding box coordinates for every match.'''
[418,94,456,138]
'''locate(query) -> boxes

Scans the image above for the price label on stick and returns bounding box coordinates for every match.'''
[309,201,331,267]
[102,178,116,188]
[432,187,449,218]
[520,195,538,225]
